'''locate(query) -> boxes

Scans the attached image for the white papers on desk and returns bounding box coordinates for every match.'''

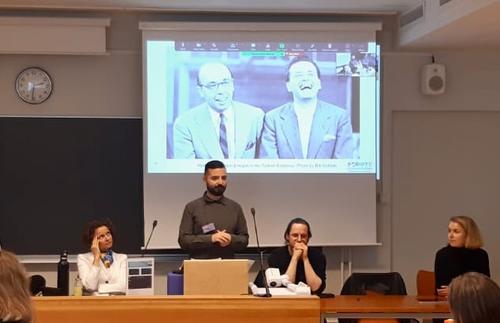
[249,282,311,296]
[97,284,126,295]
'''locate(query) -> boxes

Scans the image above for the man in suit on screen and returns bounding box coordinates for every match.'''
[259,56,354,159]
[173,62,264,159]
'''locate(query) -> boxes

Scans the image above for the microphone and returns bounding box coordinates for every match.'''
[142,220,158,257]
[251,207,271,297]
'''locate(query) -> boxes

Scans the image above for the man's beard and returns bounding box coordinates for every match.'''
[207,184,226,196]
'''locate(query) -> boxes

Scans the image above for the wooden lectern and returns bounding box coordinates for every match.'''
[183,259,250,295]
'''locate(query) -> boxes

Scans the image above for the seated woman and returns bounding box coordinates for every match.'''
[77,218,127,295]
[0,250,33,323]
[448,272,500,323]
[434,215,490,299]
[257,217,326,294]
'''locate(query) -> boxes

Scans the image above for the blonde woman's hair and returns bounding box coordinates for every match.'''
[0,250,33,323]
[449,215,483,249]
[449,272,500,323]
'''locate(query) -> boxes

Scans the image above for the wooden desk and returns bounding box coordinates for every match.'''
[33,295,320,323]
[33,295,451,323]
[321,295,451,321]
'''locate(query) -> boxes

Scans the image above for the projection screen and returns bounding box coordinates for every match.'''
[140,22,381,249]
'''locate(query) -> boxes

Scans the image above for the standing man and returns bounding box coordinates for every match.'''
[178,160,249,259]
[259,56,354,159]
[173,62,264,159]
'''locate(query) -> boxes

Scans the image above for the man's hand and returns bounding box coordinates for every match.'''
[294,242,308,261]
[291,242,304,260]
[211,230,232,247]
[300,243,309,260]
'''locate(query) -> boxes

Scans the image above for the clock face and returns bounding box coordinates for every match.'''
[15,67,53,104]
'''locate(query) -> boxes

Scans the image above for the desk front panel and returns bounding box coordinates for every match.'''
[34,295,320,323]
[321,295,450,319]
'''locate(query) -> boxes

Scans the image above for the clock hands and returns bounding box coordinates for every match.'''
[26,82,46,101]
[27,82,35,100]
[30,83,47,100]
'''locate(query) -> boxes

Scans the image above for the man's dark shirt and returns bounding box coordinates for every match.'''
[178,192,249,259]
[255,246,327,294]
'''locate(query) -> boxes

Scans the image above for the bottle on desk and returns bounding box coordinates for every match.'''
[73,275,83,296]
[57,250,69,296]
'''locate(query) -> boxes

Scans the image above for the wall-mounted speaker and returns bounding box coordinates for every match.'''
[421,63,446,95]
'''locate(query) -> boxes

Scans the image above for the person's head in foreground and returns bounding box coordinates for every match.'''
[0,250,33,323]
[449,272,500,323]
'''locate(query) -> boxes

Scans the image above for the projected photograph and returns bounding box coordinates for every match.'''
[147,40,379,173]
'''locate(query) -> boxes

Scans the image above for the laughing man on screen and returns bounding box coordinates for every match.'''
[259,56,354,159]
[173,62,264,159]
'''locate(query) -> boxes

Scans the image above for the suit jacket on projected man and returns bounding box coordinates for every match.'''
[173,102,264,159]
[259,100,354,159]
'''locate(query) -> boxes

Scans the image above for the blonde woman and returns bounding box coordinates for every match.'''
[434,216,490,299]
[449,272,500,323]
[0,250,33,323]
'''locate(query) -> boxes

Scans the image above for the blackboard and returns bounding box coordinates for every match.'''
[0,117,143,255]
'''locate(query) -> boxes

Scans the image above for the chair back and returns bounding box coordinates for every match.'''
[341,272,407,296]
[340,272,414,323]
[416,270,436,300]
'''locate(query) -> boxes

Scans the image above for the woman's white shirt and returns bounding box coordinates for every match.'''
[77,252,127,294]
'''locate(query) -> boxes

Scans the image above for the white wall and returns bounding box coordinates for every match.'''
[385,51,500,293]
[3,12,499,295]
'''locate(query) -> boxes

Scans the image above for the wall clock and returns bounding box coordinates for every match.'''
[15,67,53,104]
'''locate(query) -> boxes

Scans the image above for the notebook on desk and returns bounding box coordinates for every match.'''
[183,259,251,295]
